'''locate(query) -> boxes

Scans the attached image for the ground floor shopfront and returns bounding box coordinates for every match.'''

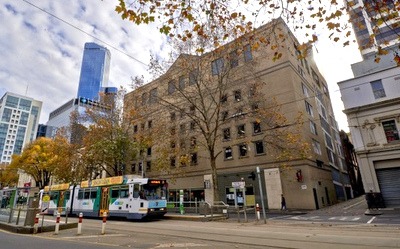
[165,165,337,210]
[357,148,400,207]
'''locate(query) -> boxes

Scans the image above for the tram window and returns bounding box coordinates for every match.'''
[120,188,129,198]
[111,189,119,198]
[65,191,70,200]
[84,191,90,199]
[78,190,84,199]
[90,190,97,199]
[50,192,59,200]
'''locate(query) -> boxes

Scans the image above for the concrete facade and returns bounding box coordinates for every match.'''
[338,66,400,207]
[124,19,346,210]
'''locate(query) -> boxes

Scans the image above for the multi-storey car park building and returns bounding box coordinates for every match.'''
[338,1,400,207]
[0,92,42,164]
[124,18,351,210]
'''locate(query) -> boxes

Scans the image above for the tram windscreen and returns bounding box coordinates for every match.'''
[143,180,167,200]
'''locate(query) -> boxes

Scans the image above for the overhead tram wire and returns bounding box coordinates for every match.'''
[22,0,147,67]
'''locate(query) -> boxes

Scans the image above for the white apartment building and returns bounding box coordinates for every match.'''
[0,92,42,164]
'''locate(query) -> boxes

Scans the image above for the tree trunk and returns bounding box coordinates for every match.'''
[210,156,219,202]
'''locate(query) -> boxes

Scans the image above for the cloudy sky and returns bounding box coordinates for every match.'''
[0,0,362,132]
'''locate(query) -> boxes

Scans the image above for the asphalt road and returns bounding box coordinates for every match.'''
[0,230,116,249]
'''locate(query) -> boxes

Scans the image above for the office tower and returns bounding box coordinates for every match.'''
[0,92,42,164]
[125,18,349,209]
[76,42,111,101]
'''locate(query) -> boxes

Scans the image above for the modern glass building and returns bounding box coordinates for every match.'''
[0,92,42,164]
[76,42,111,101]
[346,0,400,59]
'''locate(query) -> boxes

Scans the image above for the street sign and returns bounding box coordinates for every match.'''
[232,181,245,189]
[40,202,49,214]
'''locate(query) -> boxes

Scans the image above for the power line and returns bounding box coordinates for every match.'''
[22,0,148,67]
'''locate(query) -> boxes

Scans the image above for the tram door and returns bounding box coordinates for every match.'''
[57,191,65,213]
[100,187,109,217]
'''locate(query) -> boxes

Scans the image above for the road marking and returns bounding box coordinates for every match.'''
[343,199,365,210]
[153,243,207,248]
[61,234,125,239]
[367,216,376,224]
[352,217,361,221]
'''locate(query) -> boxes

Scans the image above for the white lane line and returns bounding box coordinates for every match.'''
[367,216,376,224]
[343,199,366,210]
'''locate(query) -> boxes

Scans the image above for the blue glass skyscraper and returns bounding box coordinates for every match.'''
[77,42,111,101]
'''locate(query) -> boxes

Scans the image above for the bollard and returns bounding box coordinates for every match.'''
[33,213,40,234]
[256,203,261,221]
[54,213,61,235]
[101,212,107,235]
[77,212,83,235]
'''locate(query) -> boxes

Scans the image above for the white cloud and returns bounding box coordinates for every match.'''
[0,0,361,132]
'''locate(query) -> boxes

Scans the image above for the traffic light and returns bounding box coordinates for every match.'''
[248,171,256,180]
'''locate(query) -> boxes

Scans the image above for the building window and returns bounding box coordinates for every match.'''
[146,161,151,172]
[133,125,138,133]
[170,141,176,149]
[191,153,198,165]
[230,50,239,68]
[254,141,265,155]
[222,111,229,121]
[312,69,319,85]
[244,44,253,62]
[170,127,176,135]
[149,88,158,104]
[180,139,186,150]
[211,57,224,75]
[147,147,152,156]
[234,90,242,102]
[170,157,176,168]
[237,124,245,137]
[189,69,198,85]
[180,124,186,134]
[302,83,310,97]
[190,137,196,149]
[179,75,186,90]
[305,101,314,117]
[131,163,136,173]
[168,80,176,94]
[238,143,248,157]
[371,80,386,99]
[223,128,231,140]
[220,94,228,104]
[148,120,152,129]
[251,103,259,111]
[170,112,176,121]
[382,120,399,142]
[189,105,195,114]
[141,93,147,106]
[312,139,322,155]
[225,147,233,159]
[190,121,196,131]
[310,120,317,135]
[253,121,261,134]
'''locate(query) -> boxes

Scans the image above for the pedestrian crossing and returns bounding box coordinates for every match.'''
[287,215,362,222]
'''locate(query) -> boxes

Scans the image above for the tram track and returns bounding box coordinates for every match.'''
[63,219,400,249]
